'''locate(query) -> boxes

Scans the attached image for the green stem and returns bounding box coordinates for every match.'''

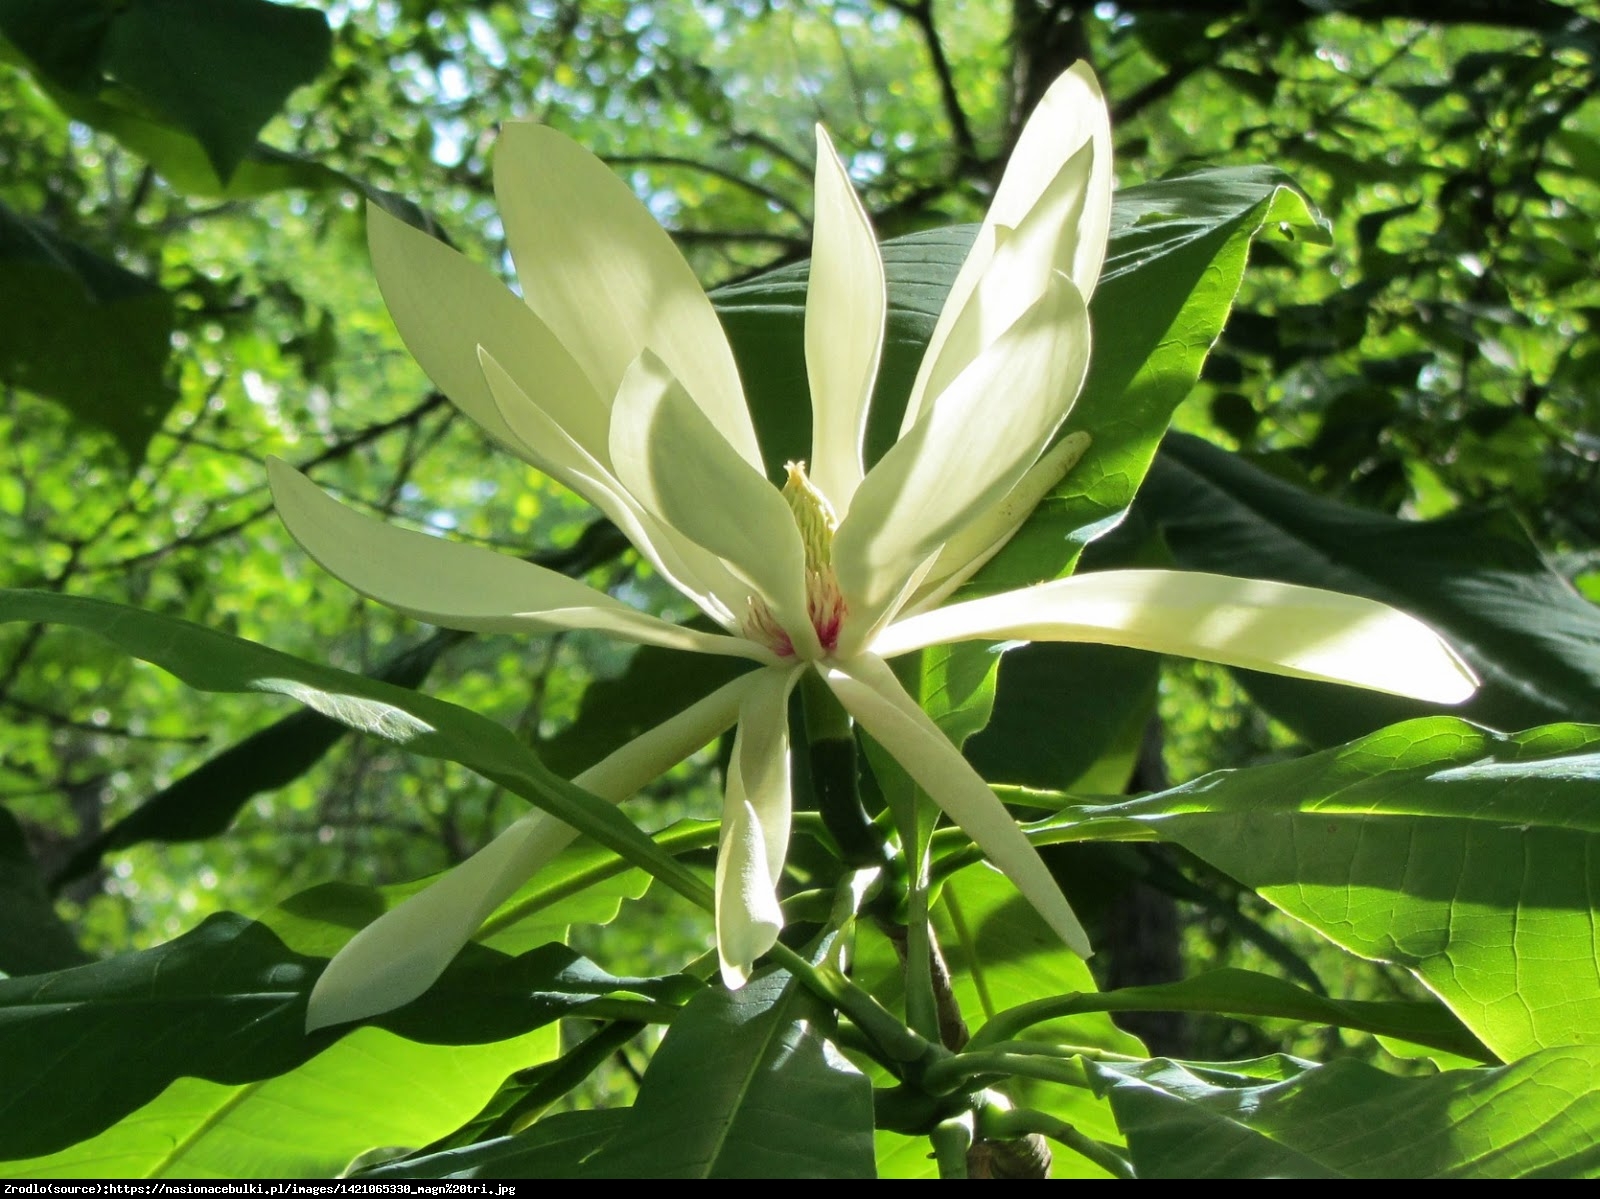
[979,1106,1135,1180]
[902,854,940,1043]
[921,1049,1099,1094]
[930,1114,975,1179]
[767,941,940,1072]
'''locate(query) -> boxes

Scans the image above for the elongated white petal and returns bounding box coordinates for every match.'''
[826,653,1091,957]
[479,349,744,629]
[907,138,1099,428]
[805,126,886,514]
[833,275,1090,651]
[904,432,1093,615]
[493,124,763,472]
[875,569,1479,703]
[367,203,608,460]
[716,666,805,987]
[268,459,773,664]
[906,64,1111,433]
[609,352,818,657]
[306,672,757,1029]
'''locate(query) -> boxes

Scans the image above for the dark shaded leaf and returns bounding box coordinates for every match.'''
[0,200,174,461]
[0,806,89,975]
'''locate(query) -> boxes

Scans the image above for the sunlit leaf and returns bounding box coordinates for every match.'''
[1052,718,1600,1060]
[1090,1047,1600,1178]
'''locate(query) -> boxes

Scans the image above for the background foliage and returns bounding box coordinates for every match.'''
[2,0,1598,1179]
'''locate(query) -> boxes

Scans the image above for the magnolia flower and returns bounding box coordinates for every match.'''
[270,65,1475,1030]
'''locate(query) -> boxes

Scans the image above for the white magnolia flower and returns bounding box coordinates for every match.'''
[270,65,1475,1030]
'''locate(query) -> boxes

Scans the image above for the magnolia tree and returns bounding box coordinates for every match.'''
[4,8,1600,1183]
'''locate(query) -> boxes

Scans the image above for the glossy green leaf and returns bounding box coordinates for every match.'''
[9,1026,558,1179]
[1090,1047,1600,1178]
[580,967,877,1178]
[0,589,713,910]
[1134,433,1600,742]
[1055,718,1600,1060]
[0,200,174,461]
[0,911,679,1161]
[0,806,88,975]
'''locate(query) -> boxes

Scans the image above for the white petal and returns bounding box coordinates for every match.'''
[874,569,1479,704]
[268,458,773,664]
[906,138,1099,431]
[306,672,756,1029]
[904,63,1111,434]
[833,274,1090,651]
[805,126,886,514]
[366,203,608,460]
[903,432,1093,615]
[609,352,818,657]
[715,666,804,987]
[479,348,745,629]
[493,124,764,472]
[825,653,1091,957]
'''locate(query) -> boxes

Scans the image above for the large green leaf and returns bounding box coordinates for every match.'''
[9,1026,558,1179]
[1133,433,1600,743]
[0,589,712,909]
[0,200,174,461]
[1054,718,1600,1061]
[1089,1047,1600,1178]
[0,0,331,182]
[0,805,88,975]
[579,966,877,1178]
[0,911,679,1161]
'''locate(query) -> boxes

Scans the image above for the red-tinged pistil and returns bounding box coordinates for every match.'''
[741,461,848,659]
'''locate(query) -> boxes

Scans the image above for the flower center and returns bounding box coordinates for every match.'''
[742,461,847,658]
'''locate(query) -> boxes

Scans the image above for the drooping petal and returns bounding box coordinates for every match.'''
[268,458,774,664]
[833,274,1091,652]
[715,665,805,987]
[366,203,609,460]
[479,349,745,629]
[903,63,1111,433]
[493,124,764,472]
[306,672,757,1030]
[874,569,1479,704]
[805,126,886,515]
[825,653,1091,958]
[609,352,819,658]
